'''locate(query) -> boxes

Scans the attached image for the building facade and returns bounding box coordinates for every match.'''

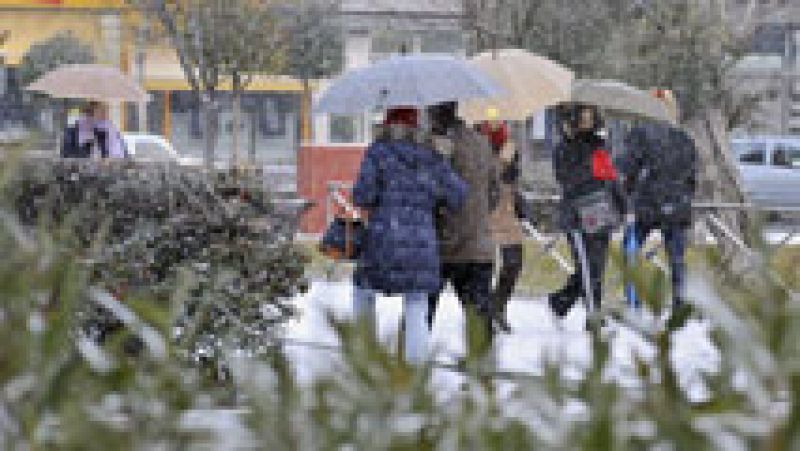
[0,0,304,165]
[730,3,800,136]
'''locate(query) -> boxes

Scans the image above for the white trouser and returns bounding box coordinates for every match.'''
[352,286,429,365]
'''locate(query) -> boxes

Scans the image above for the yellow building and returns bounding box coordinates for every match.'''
[0,0,305,164]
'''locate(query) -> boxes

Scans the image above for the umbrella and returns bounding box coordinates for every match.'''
[459,49,574,123]
[26,64,149,103]
[314,54,503,114]
[570,79,673,123]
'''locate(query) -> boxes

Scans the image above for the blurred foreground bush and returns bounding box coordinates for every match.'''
[2,160,800,449]
[4,160,309,373]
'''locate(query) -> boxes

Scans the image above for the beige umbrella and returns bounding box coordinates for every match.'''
[459,49,574,123]
[26,64,149,103]
[571,79,674,123]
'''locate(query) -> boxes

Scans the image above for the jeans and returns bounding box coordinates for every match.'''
[492,244,524,316]
[353,286,429,365]
[624,221,688,307]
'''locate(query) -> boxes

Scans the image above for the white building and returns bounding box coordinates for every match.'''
[311,0,469,146]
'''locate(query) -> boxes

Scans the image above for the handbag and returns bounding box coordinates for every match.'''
[574,190,620,234]
[319,216,366,261]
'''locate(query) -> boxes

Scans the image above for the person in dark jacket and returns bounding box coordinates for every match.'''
[352,107,467,365]
[61,102,112,159]
[619,89,697,317]
[426,101,499,340]
[549,103,624,320]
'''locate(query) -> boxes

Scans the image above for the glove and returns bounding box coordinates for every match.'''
[432,136,454,157]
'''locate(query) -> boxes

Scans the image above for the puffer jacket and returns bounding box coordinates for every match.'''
[553,132,624,231]
[620,123,698,226]
[353,137,467,294]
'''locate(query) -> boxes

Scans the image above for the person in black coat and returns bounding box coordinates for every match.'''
[61,102,110,159]
[619,90,698,314]
[549,104,624,319]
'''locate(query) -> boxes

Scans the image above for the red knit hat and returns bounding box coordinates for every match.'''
[478,121,509,151]
[384,107,418,128]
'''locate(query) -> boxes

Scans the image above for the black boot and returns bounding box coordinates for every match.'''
[490,294,513,333]
[548,289,576,319]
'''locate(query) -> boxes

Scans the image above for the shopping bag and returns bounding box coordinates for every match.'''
[319,216,365,261]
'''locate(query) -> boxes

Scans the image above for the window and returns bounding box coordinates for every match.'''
[420,30,465,54]
[733,142,766,165]
[750,24,787,55]
[371,31,414,62]
[773,144,800,168]
[766,88,780,101]
[329,114,364,144]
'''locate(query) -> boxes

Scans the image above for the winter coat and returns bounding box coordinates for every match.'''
[489,144,524,246]
[553,132,624,231]
[436,122,498,263]
[61,125,109,158]
[620,123,698,226]
[352,137,467,294]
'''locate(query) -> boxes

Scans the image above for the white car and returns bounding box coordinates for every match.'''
[121,133,202,166]
[731,137,800,209]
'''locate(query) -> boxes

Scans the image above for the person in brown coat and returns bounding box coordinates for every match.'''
[478,118,525,332]
[426,101,498,337]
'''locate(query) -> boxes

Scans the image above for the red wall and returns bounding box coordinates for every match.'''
[298,145,367,234]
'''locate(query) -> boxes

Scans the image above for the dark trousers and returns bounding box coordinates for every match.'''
[550,231,610,316]
[428,262,494,328]
[492,244,524,316]
[626,220,688,306]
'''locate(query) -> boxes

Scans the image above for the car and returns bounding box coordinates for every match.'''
[730,136,800,209]
[121,133,201,165]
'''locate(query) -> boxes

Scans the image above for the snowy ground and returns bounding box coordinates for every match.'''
[182,279,724,449]
[282,280,721,404]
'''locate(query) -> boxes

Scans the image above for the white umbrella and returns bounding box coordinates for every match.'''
[26,64,149,103]
[314,54,503,114]
[571,79,673,123]
[460,48,574,123]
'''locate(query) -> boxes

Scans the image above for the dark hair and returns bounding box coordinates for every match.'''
[555,103,603,137]
[81,101,101,116]
[427,101,458,134]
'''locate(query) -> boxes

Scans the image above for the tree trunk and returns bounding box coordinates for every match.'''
[249,108,257,165]
[202,92,219,170]
[232,85,242,169]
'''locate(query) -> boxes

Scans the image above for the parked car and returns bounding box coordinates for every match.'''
[122,133,201,165]
[730,137,800,209]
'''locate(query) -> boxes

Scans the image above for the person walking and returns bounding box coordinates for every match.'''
[92,103,128,159]
[548,103,623,323]
[619,89,697,327]
[61,102,127,159]
[426,101,499,340]
[477,113,525,332]
[352,107,467,365]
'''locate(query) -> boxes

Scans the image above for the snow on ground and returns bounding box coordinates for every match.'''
[282,280,721,404]
[179,280,724,448]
